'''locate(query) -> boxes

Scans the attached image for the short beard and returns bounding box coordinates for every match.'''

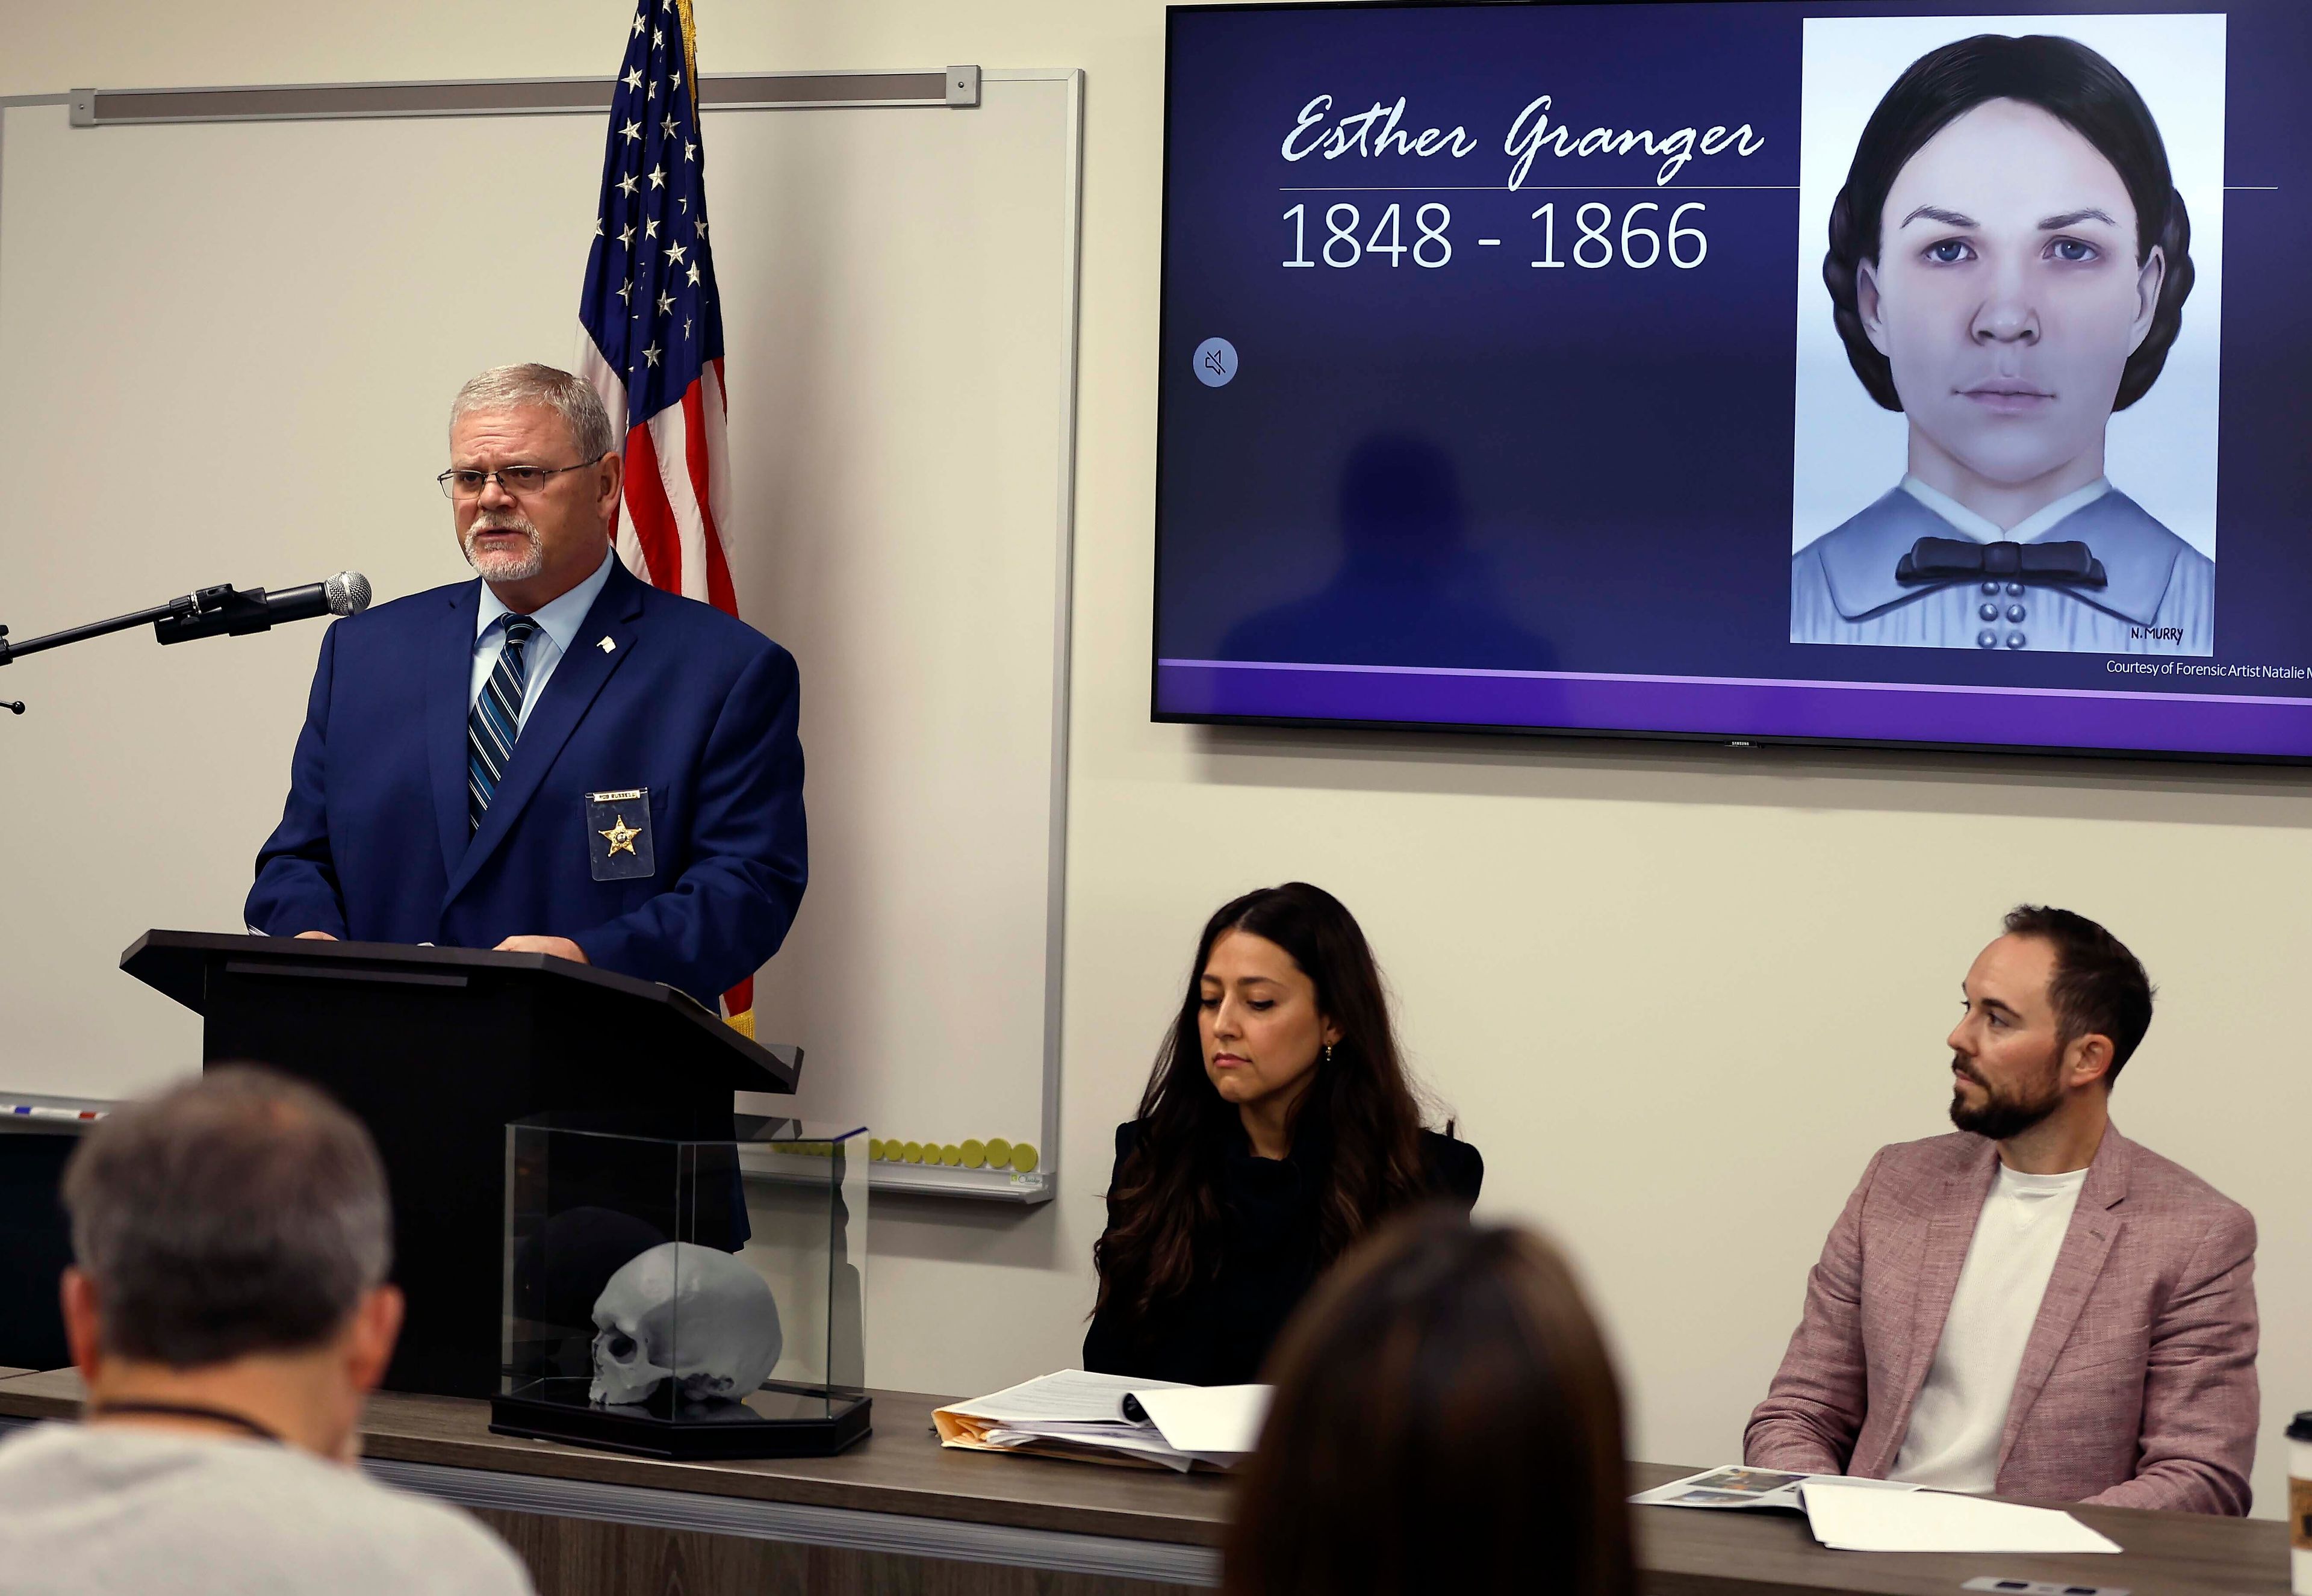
[462,517,546,583]
[1948,1053,2063,1141]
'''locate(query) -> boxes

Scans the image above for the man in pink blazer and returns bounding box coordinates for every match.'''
[1746,907,2258,1514]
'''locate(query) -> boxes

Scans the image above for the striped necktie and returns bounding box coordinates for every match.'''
[468,615,539,834]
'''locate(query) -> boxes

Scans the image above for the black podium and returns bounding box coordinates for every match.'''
[122,930,798,1399]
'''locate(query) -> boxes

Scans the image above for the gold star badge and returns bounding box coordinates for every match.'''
[598,813,641,857]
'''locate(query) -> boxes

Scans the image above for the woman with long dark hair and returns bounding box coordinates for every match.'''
[1083,883,1481,1385]
[1225,1209,1633,1596]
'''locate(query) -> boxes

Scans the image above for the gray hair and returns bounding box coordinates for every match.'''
[63,1066,392,1367]
[449,362,619,462]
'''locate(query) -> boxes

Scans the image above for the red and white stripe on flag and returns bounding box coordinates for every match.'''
[575,349,738,618]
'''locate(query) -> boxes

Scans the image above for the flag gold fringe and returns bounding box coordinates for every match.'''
[676,0,701,111]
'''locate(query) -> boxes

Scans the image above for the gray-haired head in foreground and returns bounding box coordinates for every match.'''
[63,1066,392,1367]
[449,362,618,464]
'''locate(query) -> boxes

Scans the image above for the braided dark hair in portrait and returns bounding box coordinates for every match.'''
[1824,34,2193,414]
[1091,883,1428,1324]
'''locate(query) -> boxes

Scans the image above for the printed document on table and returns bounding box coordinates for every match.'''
[977,1425,1207,1472]
[1630,1465,1927,1511]
[933,1371,1267,1472]
[1128,1385,1270,1457]
[1800,1483,2121,1554]
[939,1369,1181,1426]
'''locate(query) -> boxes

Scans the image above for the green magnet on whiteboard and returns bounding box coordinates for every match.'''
[868,1138,886,1161]
[1011,1142,1039,1174]
[939,1143,963,1166]
[961,1138,986,1169]
[903,1141,924,1164]
[984,1138,1013,1170]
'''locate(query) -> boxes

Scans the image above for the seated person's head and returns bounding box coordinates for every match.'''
[1948,904,2153,1141]
[1098,883,1428,1316]
[1180,880,1406,1133]
[60,1066,401,1459]
[1225,1209,1633,1596]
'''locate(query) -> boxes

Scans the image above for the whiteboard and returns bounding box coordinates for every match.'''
[0,70,1080,1200]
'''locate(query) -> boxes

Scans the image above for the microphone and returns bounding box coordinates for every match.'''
[259,572,374,626]
[153,573,372,646]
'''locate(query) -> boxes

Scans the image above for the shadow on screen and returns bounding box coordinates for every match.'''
[1220,433,1554,672]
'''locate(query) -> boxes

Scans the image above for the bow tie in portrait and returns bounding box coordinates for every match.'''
[1894,536,2108,590]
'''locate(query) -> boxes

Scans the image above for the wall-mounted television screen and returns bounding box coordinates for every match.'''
[1152,0,2312,760]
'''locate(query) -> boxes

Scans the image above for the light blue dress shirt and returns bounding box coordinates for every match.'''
[470,545,619,730]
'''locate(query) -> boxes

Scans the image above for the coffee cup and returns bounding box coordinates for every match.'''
[2290,1411,2312,1596]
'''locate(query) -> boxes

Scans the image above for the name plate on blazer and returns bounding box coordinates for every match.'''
[586,789,656,881]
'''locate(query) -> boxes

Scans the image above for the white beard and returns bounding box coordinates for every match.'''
[462,518,546,583]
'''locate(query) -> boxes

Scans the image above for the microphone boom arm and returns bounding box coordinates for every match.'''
[0,575,367,718]
[0,593,205,668]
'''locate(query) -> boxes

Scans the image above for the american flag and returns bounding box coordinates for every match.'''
[575,0,753,1029]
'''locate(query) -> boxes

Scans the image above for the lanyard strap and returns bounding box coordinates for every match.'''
[89,1400,287,1445]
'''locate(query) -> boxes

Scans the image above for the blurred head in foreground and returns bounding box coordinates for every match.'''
[61,1065,401,1461]
[1225,1208,1633,1596]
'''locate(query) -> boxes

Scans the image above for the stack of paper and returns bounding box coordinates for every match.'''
[1631,1465,1926,1512]
[933,1370,1271,1473]
[1800,1482,2121,1553]
[1632,1468,2122,1555]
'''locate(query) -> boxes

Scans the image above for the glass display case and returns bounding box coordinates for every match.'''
[490,1111,869,1459]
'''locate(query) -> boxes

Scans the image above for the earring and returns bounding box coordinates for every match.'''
[1323,1042,1334,1067]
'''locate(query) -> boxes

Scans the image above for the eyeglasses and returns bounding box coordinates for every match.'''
[437,455,607,500]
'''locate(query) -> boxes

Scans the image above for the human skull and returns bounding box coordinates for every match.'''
[588,1241,783,1406]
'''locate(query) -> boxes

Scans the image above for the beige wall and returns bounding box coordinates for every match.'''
[3,0,2305,1516]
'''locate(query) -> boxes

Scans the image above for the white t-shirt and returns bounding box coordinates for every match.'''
[0,1421,534,1596]
[1890,1163,2089,1492]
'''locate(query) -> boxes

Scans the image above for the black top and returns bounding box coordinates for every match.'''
[1081,1118,1484,1386]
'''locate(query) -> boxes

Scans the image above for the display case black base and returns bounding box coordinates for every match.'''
[491,1377,872,1459]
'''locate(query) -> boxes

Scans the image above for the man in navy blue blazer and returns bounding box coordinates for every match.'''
[246,364,805,1004]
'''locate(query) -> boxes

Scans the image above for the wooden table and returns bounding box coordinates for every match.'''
[0,1371,2289,1596]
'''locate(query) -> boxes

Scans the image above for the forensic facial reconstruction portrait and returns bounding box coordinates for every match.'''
[1789,31,2217,656]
